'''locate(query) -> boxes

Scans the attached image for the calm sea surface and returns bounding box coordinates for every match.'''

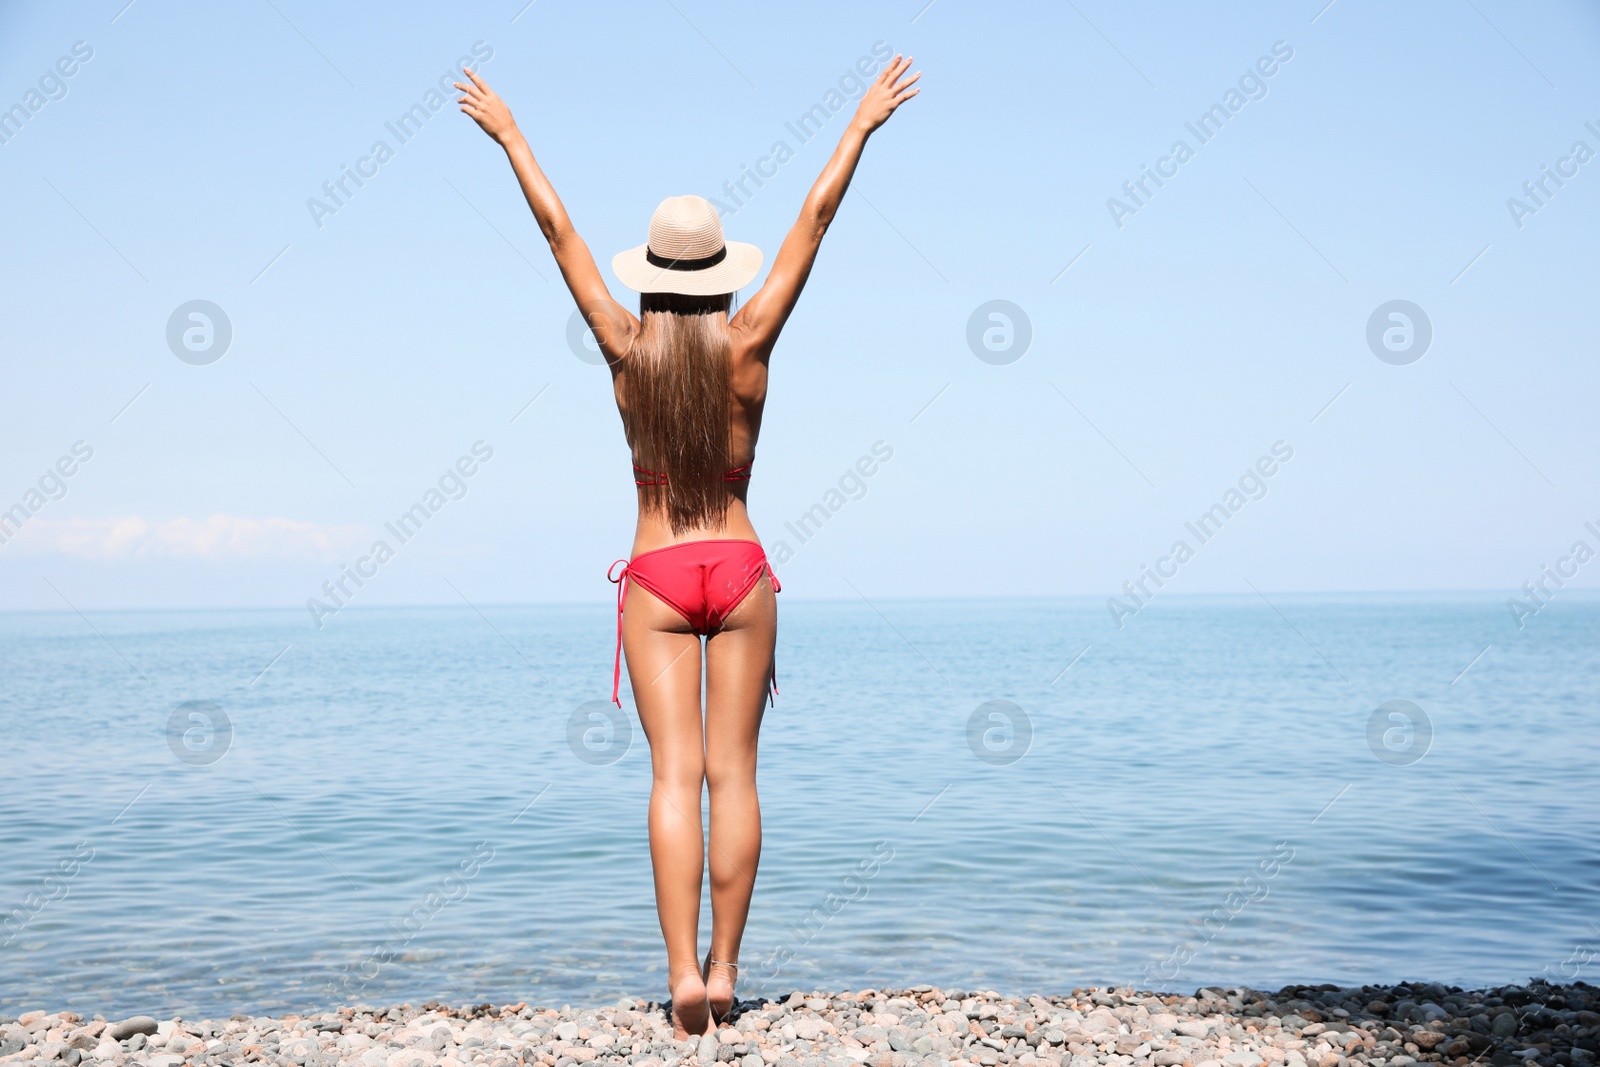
[2,594,1597,1018]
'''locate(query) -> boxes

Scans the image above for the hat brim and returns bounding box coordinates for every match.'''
[611,240,763,296]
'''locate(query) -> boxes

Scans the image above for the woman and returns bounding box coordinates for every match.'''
[457,56,920,1037]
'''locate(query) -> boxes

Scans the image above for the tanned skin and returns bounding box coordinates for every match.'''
[457,58,920,1037]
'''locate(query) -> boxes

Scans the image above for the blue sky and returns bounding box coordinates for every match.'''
[2,0,1598,613]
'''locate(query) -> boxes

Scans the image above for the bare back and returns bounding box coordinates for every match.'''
[611,318,772,557]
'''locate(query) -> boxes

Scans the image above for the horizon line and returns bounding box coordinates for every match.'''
[2,585,1597,616]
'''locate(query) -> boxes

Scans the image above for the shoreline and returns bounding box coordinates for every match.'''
[2,981,1592,1067]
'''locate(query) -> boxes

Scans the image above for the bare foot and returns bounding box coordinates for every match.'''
[704,957,737,1025]
[669,964,712,1039]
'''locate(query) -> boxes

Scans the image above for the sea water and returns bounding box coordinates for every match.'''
[1,593,1596,1017]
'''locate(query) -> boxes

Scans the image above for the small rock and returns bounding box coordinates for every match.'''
[1492,1015,1519,1038]
[387,1050,436,1067]
[107,1019,159,1042]
[697,1034,719,1064]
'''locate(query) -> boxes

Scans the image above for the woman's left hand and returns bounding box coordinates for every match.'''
[455,67,517,144]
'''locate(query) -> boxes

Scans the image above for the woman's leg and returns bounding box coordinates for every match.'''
[701,574,777,1020]
[623,582,712,1038]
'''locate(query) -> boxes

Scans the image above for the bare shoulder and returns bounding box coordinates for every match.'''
[728,305,777,367]
[596,304,643,374]
[727,317,769,400]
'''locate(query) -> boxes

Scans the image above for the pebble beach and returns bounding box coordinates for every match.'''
[3,983,1594,1067]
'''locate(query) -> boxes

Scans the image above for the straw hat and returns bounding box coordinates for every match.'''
[612,195,763,295]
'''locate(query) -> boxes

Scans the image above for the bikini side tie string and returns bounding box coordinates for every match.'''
[766,567,781,705]
[608,558,630,707]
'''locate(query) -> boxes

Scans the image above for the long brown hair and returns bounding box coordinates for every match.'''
[623,291,735,533]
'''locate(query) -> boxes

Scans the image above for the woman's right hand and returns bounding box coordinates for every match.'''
[851,55,921,134]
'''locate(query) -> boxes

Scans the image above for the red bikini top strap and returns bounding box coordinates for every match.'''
[632,460,753,485]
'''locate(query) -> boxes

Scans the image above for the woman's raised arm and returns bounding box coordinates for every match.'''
[456,68,636,365]
[734,55,921,360]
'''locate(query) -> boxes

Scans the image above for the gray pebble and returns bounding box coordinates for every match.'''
[108,1018,160,1041]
